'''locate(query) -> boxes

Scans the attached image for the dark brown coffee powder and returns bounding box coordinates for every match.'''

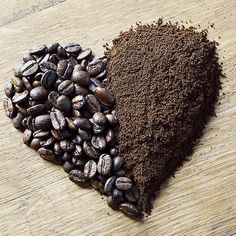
[106,20,222,214]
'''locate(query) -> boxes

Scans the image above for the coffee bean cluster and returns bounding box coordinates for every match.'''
[3,42,140,219]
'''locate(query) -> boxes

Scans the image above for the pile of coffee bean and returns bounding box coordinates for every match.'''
[3,42,140,219]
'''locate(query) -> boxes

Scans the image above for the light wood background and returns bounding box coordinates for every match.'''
[0,0,235,235]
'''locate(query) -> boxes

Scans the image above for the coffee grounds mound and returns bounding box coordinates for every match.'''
[106,20,222,214]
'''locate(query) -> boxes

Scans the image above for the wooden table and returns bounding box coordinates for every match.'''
[0,0,235,235]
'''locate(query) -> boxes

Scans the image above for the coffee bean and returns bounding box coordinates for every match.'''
[85,94,101,113]
[125,186,139,203]
[29,45,47,55]
[22,116,33,130]
[50,108,66,130]
[113,156,123,172]
[92,112,106,126]
[64,43,81,54]
[32,81,41,88]
[40,137,54,148]
[49,54,61,65]
[48,91,60,107]
[78,129,92,141]
[23,129,32,146]
[73,118,91,130]
[11,77,23,93]
[74,84,90,96]
[57,95,72,113]
[60,128,73,138]
[58,80,74,95]
[97,154,112,175]
[33,130,50,139]
[47,42,60,53]
[84,160,97,178]
[13,64,23,79]
[105,129,115,144]
[107,196,124,210]
[72,156,86,167]
[35,114,52,130]
[81,59,89,70]
[21,60,39,76]
[27,104,46,117]
[23,53,35,63]
[110,148,118,157]
[63,161,75,173]
[106,113,118,126]
[68,56,78,66]
[95,69,107,80]
[72,66,90,86]
[119,203,140,219]
[112,188,123,198]
[60,139,74,152]
[69,170,88,187]
[3,98,16,118]
[72,134,83,145]
[115,169,126,177]
[72,95,85,110]
[104,176,116,194]
[115,177,132,191]
[37,53,50,65]
[77,48,92,61]
[40,61,57,72]
[41,70,57,89]
[62,152,72,162]
[90,120,105,135]
[94,87,114,107]
[4,82,14,98]
[54,142,63,155]
[72,109,82,118]
[38,147,56,163]
[22,77,32,91]
[57,60,73,79]
[30,138,41,150]
[73,145,83,158]
[91,136,106,150]
[87,58,104,76]
[88,78,103,93]
[30,86,48,101]
[12,112,25,131]
[91,179,105,194]
[15,104,28,116]
[65,117,77,132]
[57,46,68,58]
[12,91,29,104]
[83,141,100,159]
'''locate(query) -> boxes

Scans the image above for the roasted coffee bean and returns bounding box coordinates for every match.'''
[65,117,77,131]
[57,46,68,58]
[60,128,73,138]
[12,91,29,104]
[50,108,66,130]
[30,87,48,101]
[22,116,33,130]
[110,148,118,157]
[97,154,112,175]
[84,160,97,178]
[13,64,23,79]
[37,53,50,64]
[21,60,38,76]
[29,45,47,55]
[87,58,104,76]
[78,129,92,141]
[91,179,105,194]
[57,60,73,79]
[54,142,63,155]
[85,94,101,113]
[22,77,32,91]
[64,43,81,54]
[74,84,90,96]
[58,80,74,95]
[47,42,60,53]
[62,152,72,162]
[41,70,57,89]
[72,66,90,86]
[32,81,41,88]
[72,109,82,118]
[40,61,57,72]
[27,104,45,117]
[48,91,60,107]
[113,156,123,172]
[60,139,74,152]
[11,77,23,93]
[4,82,14,98]
[112,188,123,198]
[119,203,140,219]
[23,129,32,146]
[69,170,88,187]
[33,130,50,139]
[57,95,72,113]
[104,176,116,194]
[72,134,83,145]
[35,72,44,81]
[3,98,16,118]
[72,156,86,167]
[40,137,54,148]
[90,120,105,135]
[107,196,124,210]
[16,104,28,116]
[115,169,126,177]
[12,112,25,131]
[49,54,61,65]
[73,118,91,130]
[92,112,107,125]
[80,59,89,70]
[63,161,75,173]
[94,87,114,107]
[88,78,103,93]
[95,69,107,80]
[34,114,51,131]
[30,138,41,150]
[23,53,35,63]
[91,135,106,150]
[106,113,118,126]
[77,48,92,60]
[73,145,83,158]
[68,56,78,66]
[83,141,100,159]
[125,186,139,203]
[105,129,115,144]
[38,147,56,162]
[115,177,132,191]
[72,95,85,110]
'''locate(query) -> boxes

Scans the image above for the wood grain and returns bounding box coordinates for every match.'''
[0,0,235,235]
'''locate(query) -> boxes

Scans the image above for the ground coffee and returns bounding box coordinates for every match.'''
[106,20,222,214]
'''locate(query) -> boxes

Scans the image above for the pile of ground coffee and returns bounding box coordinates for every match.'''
[106,20,222,214]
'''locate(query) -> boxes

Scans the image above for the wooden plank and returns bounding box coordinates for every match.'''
[0,0,235,235]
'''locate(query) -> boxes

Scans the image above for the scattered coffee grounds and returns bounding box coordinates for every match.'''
[106,19,222,214]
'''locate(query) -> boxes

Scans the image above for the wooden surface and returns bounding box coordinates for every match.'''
[0,0,235,235]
